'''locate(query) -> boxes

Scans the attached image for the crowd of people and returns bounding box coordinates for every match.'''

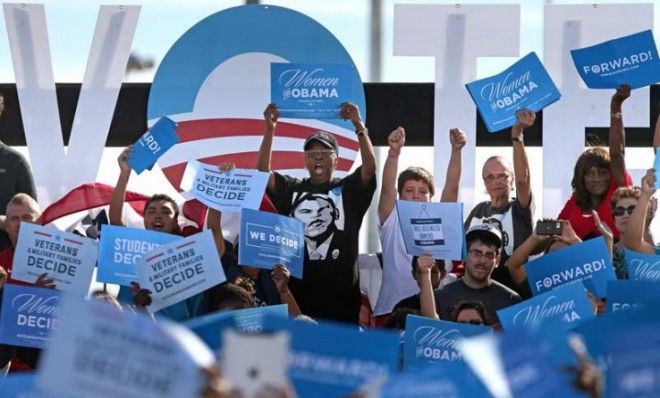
[0,84,659,397]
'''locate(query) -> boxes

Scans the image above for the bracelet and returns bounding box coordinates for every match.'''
[611,112,622,119]
[356,128,368,137]
[388,149,400,158]
[512,135,524,144]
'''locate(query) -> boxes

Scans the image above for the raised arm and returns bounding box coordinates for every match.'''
[258,104,278,193]
[440,128,466,202]
[511,109,534,209]
[622,169,656,254]
[653,113,660,152]
[378,127,405,224]
[417,253,439,320]
[609,84,631,187]
[109,147,132,226]
[340,103,376,186]
[507,228,548,286]
[271,264,302,317]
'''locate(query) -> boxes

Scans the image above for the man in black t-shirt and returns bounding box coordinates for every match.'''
[256,103,376,324]
[436,224,521,323]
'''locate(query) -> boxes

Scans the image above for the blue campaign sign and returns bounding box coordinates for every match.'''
[624,249,660,281]
[97,225,180,286]
[606,279,660,313]
[11,223,97,296]
[128,116,179,174]
[262,315,399,397]
[239,208,305,278]
[655,152,660,190]
[498,329,584,398]
[185,304,288,351]
[0,284,60,349]
[606,325,660,398]
[571,30,660,89]
[271,63,355,119]
[465,52,560,133]
[403,315,491,370]
[497,283,594,331]
[179,161,269,213]
[396,200,464,260]
[0,374,39,398]
[526,236,615,298]
[380,360,491,398]
[136,229,227,312]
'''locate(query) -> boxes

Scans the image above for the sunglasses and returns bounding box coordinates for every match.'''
[458,319,485,326]
[613,205,635,217]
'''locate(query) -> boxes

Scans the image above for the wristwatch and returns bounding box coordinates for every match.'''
[356,128,368,137]
[512,135,523,144]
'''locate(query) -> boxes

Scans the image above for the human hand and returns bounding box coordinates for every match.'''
[449,128,467,150]
[117,146,133,173]
[612,84,631,105]
[513,108,535,139]
[264,103,279,131]
[592,210,613,246]
[387,127,405,152]
[0,265,7,290]
[554,220,581,245]
[641,168,657,196]
[339,102,362,126]
[416,253,435,276]
[130,281,153,308]
[35,273,56,289]
[271,264,291,294]
[218,163,236,173]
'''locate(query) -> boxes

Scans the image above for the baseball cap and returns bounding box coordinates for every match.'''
[303,131,338,154]
[466,224,502,249]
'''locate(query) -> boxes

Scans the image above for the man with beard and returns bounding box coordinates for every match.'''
[257,102,376,324]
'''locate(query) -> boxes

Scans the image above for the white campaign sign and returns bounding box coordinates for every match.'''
[394,4,520,211]
[3,4,140,206]
[38,295,214,398]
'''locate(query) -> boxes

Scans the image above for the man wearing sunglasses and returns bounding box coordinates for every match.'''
[433,223,521,323]
[257,103,376,324]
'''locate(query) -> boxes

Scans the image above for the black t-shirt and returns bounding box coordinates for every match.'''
[268,167,376,324]
[435,279,521,323]
[0,143,37,250]
[393,294,421,313]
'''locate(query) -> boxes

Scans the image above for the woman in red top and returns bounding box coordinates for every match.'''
[558,85,633,240]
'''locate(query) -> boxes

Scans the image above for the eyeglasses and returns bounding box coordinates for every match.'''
[304,149,335,158]
[613,205,635,217]
[458,319,485,326]
[468,249,497,260]
[483,172,509,184]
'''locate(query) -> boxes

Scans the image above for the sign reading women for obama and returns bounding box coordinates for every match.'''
[12,224,97,296]
[497,283,594,331]
[396,200,464,261]
[180,161,269,212]
[136,230,226,312]
[623,249,660,281]
[526,237,615,298]
[98,225,180,286]
[0,284,60,349]
[240,208,305,278]
[465,52,560,133]
[571,30,660,89]
[271,63,355,119]
[38,295,214,398]
[403,315,491,370]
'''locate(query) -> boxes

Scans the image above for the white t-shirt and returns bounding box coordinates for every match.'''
[373,207,420,316]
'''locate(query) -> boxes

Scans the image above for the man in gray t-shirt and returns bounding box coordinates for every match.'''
[435,223,521,323]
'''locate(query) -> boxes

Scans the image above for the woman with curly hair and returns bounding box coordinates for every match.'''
[558,85,634,240]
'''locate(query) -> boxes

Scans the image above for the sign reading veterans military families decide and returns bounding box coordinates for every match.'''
[239,208,305,278]
[11,223,97,296]
[571,30,660,89]
[128,116,179,174]
[396,200,464,261]
[624,249,660,281]
[136,230,226,312]
[271,63,355,119]
[0,284,60,349]
[180,161,269,212]
[525,237,615,298]
[497,283,595,331]
[465,52,560,133]
[403,315,490,370]
[38,296,214,398]
[97,225,180,286]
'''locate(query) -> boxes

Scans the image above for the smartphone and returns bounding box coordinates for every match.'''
[535,220,563,236]
[222,330,289,398]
